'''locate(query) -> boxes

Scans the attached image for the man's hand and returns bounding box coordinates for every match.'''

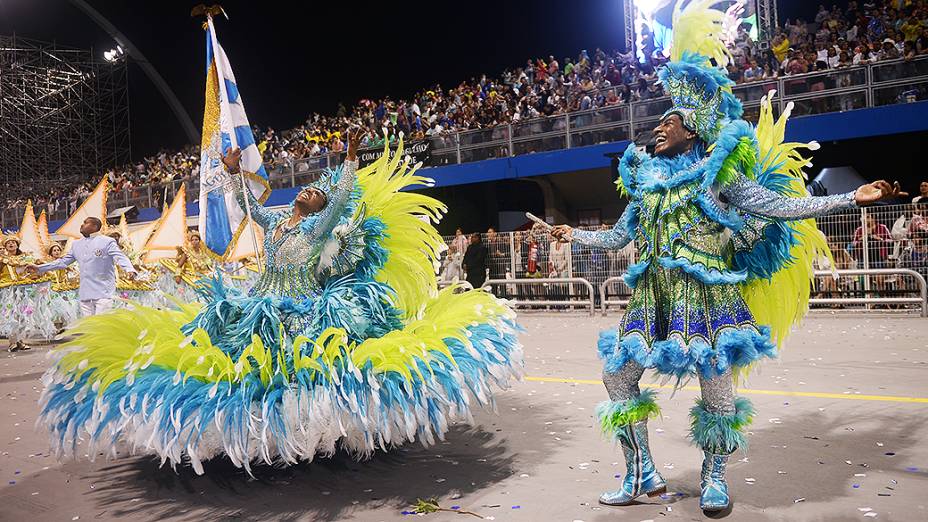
[24,264,38,275]
[222,147,243,174]
[551,224,573,243]
[346,127,364,161]
[855,180,908,205]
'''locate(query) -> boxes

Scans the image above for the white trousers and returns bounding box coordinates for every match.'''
[79,298,113,318]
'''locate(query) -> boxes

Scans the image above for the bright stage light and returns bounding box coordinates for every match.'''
[103,45,125,63]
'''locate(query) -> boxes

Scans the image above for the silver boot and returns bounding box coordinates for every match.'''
[599,420,667,506]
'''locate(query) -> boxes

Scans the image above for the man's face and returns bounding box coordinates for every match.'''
[920,181,928,195]
[79,218,100,236]
[295,187,326,215]
[652,114,696,157]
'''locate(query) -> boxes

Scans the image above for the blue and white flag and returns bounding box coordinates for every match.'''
[198,16,270,258]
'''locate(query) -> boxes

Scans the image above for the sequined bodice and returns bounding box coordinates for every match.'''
[636,177,730,273]
[235,159,359,299]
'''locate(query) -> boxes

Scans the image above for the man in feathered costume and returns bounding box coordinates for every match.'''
[38,126,523,474]
[552,0,903,512]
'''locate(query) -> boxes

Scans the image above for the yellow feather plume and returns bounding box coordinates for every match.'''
[740,92,834,362]
[670,0,732,67]
[355,139,447,319]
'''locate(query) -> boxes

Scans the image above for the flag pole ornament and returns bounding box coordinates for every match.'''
[197,15,269,262]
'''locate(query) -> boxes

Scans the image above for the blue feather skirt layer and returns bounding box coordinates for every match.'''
[599,264,775,380]
[39,279,523,474]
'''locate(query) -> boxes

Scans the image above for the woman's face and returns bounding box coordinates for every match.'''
[4,240,18,254]
[50,245,62,258]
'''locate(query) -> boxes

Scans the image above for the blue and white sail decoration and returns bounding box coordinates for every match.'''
[198,16,270,258]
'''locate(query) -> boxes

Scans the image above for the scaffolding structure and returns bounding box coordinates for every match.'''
[0,35,130,200]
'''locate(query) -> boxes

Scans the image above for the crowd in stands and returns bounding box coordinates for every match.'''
[5,0,928,217]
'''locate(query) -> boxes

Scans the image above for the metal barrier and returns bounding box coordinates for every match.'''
[483,277,596,316]
[811,268,928,317]
[599,276,631,315]
[437,280,474,291]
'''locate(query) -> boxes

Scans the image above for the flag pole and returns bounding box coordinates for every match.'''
[203,12,263,274]
[237,169,263,274]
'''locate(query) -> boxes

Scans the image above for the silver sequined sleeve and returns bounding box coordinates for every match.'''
[338,159,358,192]
[571,204,635,249]
[721,175,858,220]
[228,175,280,230]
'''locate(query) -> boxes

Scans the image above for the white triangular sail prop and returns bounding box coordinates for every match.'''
[17,200,43,256]
[57,176,108,239]
[143,185,188,263]
[37,210,50,250]
[225,216,264,263]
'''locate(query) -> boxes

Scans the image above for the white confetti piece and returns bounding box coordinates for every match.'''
[858,508,872,512]
[794,497,806,503]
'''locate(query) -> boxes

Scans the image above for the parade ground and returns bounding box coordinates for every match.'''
[1,314,926,522]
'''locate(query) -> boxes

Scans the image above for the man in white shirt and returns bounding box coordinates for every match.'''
[28,217,137,317]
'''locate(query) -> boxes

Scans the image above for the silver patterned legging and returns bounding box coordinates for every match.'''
[602,360,736,416]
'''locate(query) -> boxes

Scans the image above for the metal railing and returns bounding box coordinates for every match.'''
[5,56,928,230]
[599,276,631,315]
[811,268,928,317]
[483,277,596,316]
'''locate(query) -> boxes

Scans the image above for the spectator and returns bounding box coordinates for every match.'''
[463,233,488,290]
[879,38,901,60]
[912,181,928,203]
[851,214,893,268]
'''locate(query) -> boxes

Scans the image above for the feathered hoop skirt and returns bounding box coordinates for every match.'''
[39,278,522,473]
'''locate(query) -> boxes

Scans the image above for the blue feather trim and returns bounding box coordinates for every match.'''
[732,217,798,281]
[700,120,756,190]
[623,260,651,288]
[656,256,748,285]
[597,325,776,381]
[695,192,743,231]
[689,396,755,454]
[618,144,643,197]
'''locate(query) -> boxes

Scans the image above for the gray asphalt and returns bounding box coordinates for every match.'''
[1,314,926,522]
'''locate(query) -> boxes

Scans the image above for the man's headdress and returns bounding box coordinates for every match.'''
[657,0,744,143]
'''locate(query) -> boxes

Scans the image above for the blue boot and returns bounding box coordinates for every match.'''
[599,420,667,505]
[700,451,731,511]
[690,397,754,512]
